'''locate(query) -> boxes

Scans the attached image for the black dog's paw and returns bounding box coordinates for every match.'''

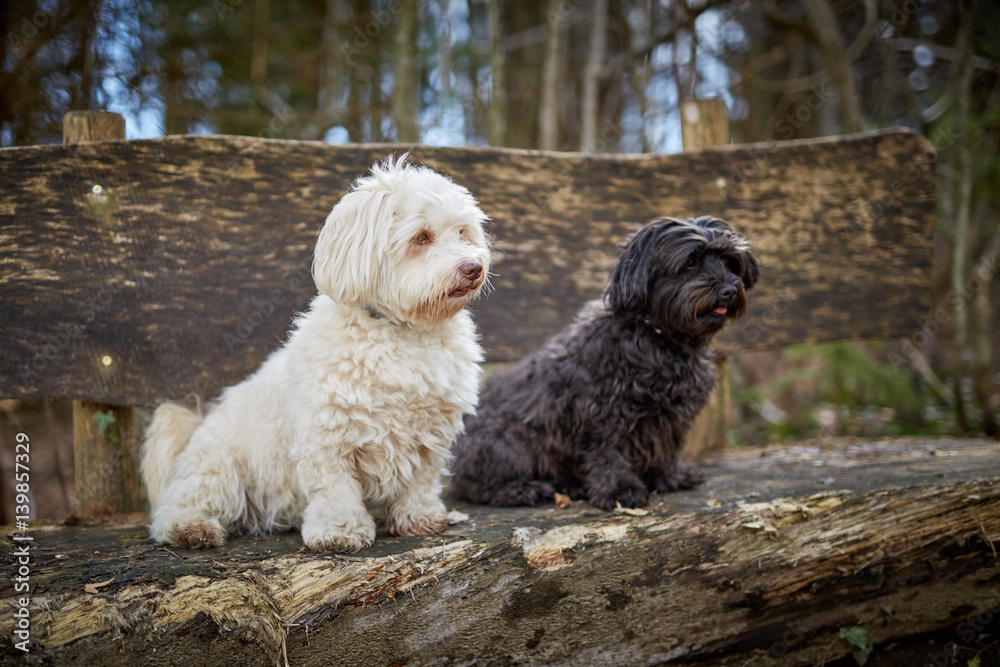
[589,483,650,511]
[517,480,557,506]
[484,479,555,507]
[656,462,705,492]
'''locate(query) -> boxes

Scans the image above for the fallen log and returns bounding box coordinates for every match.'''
[2,437,998,666]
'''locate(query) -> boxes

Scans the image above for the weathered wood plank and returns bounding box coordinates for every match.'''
[0,437,995,666]
[0,130,935,405]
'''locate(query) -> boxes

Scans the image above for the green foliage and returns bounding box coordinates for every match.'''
[783,341,926,429]
[731,341,957,447]
[968,657,981,667]
[838,626,873,666]
[93,410,120,445]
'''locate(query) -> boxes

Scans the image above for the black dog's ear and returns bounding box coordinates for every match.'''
[740,249,761,290]
[605,231,652,316]
[605,217,683,316]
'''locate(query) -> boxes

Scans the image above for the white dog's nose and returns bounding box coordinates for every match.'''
[460,261,483,282]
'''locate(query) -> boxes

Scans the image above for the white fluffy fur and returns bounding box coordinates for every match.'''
[142,156,491,552]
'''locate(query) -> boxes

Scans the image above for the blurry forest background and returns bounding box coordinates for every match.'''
[1,0,999,519]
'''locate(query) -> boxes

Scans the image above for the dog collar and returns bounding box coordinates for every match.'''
[640,318,700,350]
[362,304,388,321]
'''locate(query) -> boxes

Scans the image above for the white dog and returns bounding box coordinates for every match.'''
[141,156,491,552]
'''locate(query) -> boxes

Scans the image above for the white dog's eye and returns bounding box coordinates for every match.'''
[413,231,433,245]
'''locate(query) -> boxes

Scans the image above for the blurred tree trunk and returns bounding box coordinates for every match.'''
[580,0,607,151]
[437,0,452,99]
[309,0,341,141]
[392,0,419,142]
[488,0,506,146]
[538,0,566,151]
[738,4,783,143]
[370,69,385,142]
[973,258,996,437]
[972,211,1000,437]
[343,0,366,141]
[504,2,546,148]
[951,8,974,434]
[77,1,101,112]
[615,0,653,152]
[465,0,485,142]
[251,0,270,105]
[163,56,186,135]
[799,0,863,133]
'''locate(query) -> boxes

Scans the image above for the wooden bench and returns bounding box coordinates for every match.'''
[2,114,998,665]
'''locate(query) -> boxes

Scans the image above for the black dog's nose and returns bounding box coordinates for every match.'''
[460,261,483,281]
[719,284,737,302]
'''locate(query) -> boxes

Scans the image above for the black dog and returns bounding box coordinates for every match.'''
[450,216,759,510]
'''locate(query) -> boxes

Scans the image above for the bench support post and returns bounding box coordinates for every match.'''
[72,401,140,515]
[63,110,140,515]
[680,99,732,461]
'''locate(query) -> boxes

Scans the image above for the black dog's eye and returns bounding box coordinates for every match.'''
[725,257,742,276]
[685,256,701,271]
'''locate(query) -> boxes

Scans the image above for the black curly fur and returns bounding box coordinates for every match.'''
[450,216,760,510]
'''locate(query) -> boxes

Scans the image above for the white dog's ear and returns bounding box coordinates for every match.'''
[312,189,393,304]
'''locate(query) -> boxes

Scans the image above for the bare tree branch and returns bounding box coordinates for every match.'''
[743,0,876,95]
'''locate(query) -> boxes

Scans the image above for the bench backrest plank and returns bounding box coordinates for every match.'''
[0,129,935,406]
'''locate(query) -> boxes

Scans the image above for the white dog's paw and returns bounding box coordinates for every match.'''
[386,502,449,536]
[301,512,376,553]
[173,517,227,549]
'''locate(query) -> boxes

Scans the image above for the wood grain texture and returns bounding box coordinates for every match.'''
[0,130,935,405]
[681,98,731,148]
[0,437,996,666]
[682,354,730,460]
[62,111,126,145]
[71,401,139,515]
